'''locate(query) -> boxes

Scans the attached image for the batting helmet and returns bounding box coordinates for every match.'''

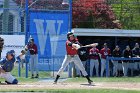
[29,37,34,43]
[67,32,74,40]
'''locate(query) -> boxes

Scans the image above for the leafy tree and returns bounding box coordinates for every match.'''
[72,0,122,29]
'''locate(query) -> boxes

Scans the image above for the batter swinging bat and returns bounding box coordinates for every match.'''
[72,43,98,50]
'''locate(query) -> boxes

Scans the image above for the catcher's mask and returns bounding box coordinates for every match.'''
[67,32,75,40]
[6,50,15,57]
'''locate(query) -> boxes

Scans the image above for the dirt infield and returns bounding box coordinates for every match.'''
[0,81,140,91]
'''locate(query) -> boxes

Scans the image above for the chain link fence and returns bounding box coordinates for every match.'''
[0,0,70,35]
[0,0,140,78]
[0,0,70,78]
[0,0,139,34]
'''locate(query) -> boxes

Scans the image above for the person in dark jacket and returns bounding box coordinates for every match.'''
[132,43,140,75]
[112,45,121,76]
[122,45,132,76]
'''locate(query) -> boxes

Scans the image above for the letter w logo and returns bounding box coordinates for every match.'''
[34,19,63,55]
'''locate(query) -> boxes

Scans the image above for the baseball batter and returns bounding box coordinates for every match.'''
[54,32,98,84]
[0,50,24,84]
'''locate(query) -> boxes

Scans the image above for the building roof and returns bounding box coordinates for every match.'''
[73,28,140,37]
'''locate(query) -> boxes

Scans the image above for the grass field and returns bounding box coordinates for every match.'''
[0,65,140,92]
[0,89,140,93]
[66,77,140,83]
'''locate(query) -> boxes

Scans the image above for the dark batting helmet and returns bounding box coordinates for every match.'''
[29,37,34,43]
[67,32,74,40]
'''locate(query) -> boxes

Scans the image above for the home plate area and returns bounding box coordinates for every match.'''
[0,78,140,91]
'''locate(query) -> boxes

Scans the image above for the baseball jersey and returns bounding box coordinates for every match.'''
[100,48,111,59]
[123,49,132,58]
[27,43,38,55]
[89,48,99,60]
[132,48,140,57]
[0,57,15,72]
[78,47,89,61]
[66,39,80,55]
[123,49,132,62]
[112,49,121,57]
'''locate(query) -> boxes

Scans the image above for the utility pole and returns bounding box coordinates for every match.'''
[2,0,9,34]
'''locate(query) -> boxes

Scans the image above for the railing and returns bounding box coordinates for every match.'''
[106,57,140,77]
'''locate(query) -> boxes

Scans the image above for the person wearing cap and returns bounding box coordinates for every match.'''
[100,43,111,77]
[132,43,140,76]
[0,50,23,84]
[122,45,132,76]
[53,32,93,84]
[112,45,121,76]
[89,44,100,77]
[25,37,39,79]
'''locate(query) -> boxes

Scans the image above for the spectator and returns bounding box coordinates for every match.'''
[89,45,100,77]
[100,43,111,77]
[122,45,132,77]
[25,37,39,79]
[132,43,140,76]
[112,45,121,76]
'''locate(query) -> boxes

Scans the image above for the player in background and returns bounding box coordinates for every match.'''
[132,43,140,76]
[89,45,100,77]
[25,37,39,79]
[100,43,111,77]
[53,32,97,84]
[0,50,24,84]
[76,47,89,77]
[112,45,121,77]
[122,45,132,76]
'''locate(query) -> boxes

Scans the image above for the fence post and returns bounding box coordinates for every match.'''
[25,55,29,78]
[25,0,29,48]
[25,61,28,78]
[69,0,72,32]
[52,55,55,77]
[106,56,109,77]
[25,0,29,78]
[18,61,21,77]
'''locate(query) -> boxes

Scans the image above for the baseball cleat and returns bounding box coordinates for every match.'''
[88,80,93,85]
[34,74,39,78]
[53,81,57,84]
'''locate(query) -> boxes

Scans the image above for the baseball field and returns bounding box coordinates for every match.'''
[0,67,140,93]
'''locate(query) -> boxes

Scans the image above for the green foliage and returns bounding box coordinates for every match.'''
[10,64,51,78]
[110,0,140,29]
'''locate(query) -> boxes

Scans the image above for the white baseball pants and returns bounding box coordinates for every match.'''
[57,55,88,76]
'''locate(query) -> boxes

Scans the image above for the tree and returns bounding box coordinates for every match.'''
[72,0,122,29]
